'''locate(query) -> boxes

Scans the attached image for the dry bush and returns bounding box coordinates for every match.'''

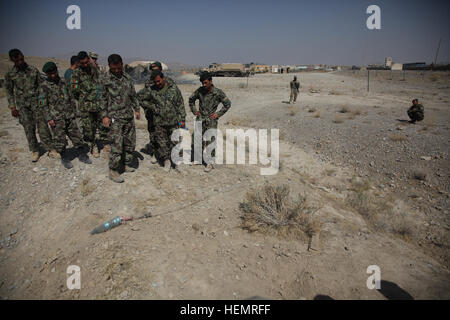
[412,170,427,181]
[328,90,341,95]
[239,184,320,240]
[80,178,96,196]
[333,116,345,124]
[314,111,321,118]
[308,107,316,113]
[389,134,407,142]
[339,106,350,113]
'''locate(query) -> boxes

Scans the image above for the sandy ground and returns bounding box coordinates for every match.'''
[0,70,449,300]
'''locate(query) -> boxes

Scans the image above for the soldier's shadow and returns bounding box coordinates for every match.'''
[282,101,291,104]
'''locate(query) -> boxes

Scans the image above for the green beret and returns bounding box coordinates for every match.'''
[42,62,57,73]
[151,61,162,70]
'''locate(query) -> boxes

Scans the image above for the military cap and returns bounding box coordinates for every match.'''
[42,62,57,73]
[89,52,99,59]
[150,61,162,70]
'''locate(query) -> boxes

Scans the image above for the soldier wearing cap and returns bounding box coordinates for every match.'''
[4,49,57,162]
[189,72,231,172]
[39,62,92,169]
[137,61,175,164]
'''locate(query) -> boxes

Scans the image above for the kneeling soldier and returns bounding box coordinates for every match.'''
[101,54,140,183]
[39,62,92,169]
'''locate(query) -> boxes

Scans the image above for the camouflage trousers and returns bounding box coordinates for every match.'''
[407,109,424,122]
[18,105,53,152]
[153,124,178,161]
[109,117,136,170]
[191,118,218,161]
[51,118,85,154]
[145,108,156,152]
[289,89,298,103]
[79,111,110,149]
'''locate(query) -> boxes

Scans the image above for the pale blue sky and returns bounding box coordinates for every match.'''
[0,0,449,66]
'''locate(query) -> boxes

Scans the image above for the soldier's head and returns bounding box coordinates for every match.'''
[108,54,123,77]
[9,49,26,69]
[77,51,90,71]
[294,76,297,81]
[70,55,79,69]
[200,72,213,91]
[151,70,166,89]
[89,52,99,66]
[42,62,59,82]
[412,99,418,105]
[150,61,163,71]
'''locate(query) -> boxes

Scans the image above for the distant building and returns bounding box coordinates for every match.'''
[391,63,403,71]
[385,57,393,68]
[271,65,280,73]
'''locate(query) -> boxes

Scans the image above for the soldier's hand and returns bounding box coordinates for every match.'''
[10,107,19,118]
[194,111,200,116]
[135,111,141,120]
[48,120,56,127]
[102,117,111,128]
[209,113,218,120]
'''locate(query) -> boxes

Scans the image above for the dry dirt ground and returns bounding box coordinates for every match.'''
[0,70,449,300]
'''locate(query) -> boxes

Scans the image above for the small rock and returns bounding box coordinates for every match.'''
[420,156,432,161]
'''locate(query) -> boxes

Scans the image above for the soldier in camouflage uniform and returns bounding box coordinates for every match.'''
[4,49,58,162]
[101,54,141,183]
[189,72,231,172]
[289,76,300,104]
[407,99,425,123]
[139,70,186,172]
[137,61,175,163]
[39,62,92,169]
[71,51,110,158]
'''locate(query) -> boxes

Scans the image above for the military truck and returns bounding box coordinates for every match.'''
[198,63,249,77]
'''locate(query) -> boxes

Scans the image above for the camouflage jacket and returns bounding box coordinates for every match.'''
[101,71,140,120]
[4,64,42,108]
[290,80,300,91]
[38,77,75,122]
[408,104,424,114]
[139,80,186,126]
[70,65,102,113]
[188,86,231,120]
[137,76,175,113]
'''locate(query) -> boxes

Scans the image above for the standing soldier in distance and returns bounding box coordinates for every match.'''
[71,51,110,158]
[139,70,186,172]
[101,54,141,183]
[289,76,300,104]
[39,62,92,169]
[4,49,58,162]
[189,72,231,172]
[137,61,175,163]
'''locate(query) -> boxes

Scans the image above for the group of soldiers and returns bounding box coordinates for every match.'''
[5,49,231,183]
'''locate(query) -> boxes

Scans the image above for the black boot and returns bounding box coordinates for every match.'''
[61,150,73,169]
[78,147,92,164]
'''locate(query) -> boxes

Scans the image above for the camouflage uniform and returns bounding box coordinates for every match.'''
[4,64,54,152]
[139,80,186,161]
[101,71,140,170]
[70,64,109,149]
[407,104,424,123]
[38,77,84,153]
[189,85,231,157]
[137,76,175,153]
[289,79,300,103]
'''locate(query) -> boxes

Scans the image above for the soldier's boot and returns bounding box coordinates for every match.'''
[163,159,171,173]
[150,155,158,164]
[49,149,61,159]
[204,163,214,173]
[61,151,73,169]
[109,169,124,183]
[92,145,100,158]
[31,151,40,162]
[125,165,135,172]
[78,148,92,164]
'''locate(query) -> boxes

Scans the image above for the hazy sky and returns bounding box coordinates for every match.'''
[0,0,449,66]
